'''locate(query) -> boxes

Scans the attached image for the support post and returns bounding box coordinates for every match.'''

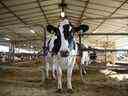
[41,25,48,81]
[9,41,15,63]
[78,33,85,82]
[105,35,109,64]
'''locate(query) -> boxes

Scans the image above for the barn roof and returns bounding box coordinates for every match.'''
[0,0,128,48]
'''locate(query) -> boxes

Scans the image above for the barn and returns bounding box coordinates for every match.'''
[0,0,128,96]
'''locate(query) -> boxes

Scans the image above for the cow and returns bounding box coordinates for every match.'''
[45,17,89,92]
[75,43,90,81]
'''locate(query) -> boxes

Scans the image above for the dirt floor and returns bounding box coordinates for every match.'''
[0,70,128,96]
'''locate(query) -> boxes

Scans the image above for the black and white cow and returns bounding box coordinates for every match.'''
[45,18,89,92]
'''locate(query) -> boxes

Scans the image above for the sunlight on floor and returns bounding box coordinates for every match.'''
[100,69,128,81]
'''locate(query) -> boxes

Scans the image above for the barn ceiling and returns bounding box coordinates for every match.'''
[0,0,128,48]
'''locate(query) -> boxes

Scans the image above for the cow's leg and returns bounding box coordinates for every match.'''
[81,52,87,75]
[56,64,63,91]
[45,63,49,79]
[52,64,57,80]
[67,56,75,92]
[52,56,62,92]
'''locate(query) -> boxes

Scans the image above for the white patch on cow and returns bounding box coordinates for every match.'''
[69,26,72,31]
[59,19,70,51]
[81,45,90,66]
[81,51,90,65]
[49,35,57,52]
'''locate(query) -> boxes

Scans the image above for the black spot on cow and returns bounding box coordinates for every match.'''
[47,25,61,55]
[63,24,70,40]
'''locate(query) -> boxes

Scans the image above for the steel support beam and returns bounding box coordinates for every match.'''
[0,1,27,25]
[68,3,84,8]
[67,11,81,16]
[36,0,49,24]
[82,48,128,52]
[81,33,128,36]
[82,16,128,20]
[92,0,128,32]
[79,0,90,23]
[0,1,32,39]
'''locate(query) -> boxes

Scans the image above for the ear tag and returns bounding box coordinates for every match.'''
[80,30,83,33]
[51,30,54,34]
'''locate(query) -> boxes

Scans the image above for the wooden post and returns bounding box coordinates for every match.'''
[9,41,15,63]
[104,43,107,65]
[42,25,48,80]
[105,35,109,64]
[12,41,15,63]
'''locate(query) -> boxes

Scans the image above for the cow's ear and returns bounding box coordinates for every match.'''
[74,24,89,33]
[53,27,60,36]
[80,24,89,33]
[47,25,54,34]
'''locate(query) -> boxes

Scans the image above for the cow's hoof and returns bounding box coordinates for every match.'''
[56,89,63,93]
[67,89,74,93]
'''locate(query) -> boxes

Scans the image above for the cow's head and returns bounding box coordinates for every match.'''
[47,18,89,57]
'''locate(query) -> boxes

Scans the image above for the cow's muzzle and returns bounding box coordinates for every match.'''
[60,50,69,57]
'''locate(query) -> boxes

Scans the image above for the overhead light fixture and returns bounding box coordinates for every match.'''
[4,38,10,41]
[30,45,33,48]
[61,11,65,17]
[23,44,26,46]
[30,29,35,33]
